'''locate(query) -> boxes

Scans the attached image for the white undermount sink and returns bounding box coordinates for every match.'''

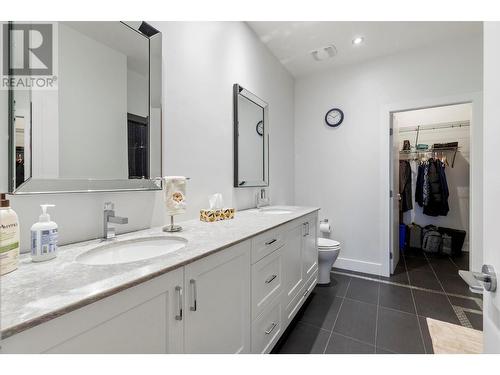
[255,206,295,215]
[76,236,187,266]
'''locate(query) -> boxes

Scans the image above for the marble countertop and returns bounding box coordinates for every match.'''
[0,206,319,339]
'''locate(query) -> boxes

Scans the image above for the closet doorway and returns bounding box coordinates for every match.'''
[390,103,472,280]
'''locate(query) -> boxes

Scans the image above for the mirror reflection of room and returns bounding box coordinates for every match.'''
[10,21,156,190]
[237,94,265,184]
[233,83,268,188]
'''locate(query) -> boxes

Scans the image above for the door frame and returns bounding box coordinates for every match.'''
[380,92,483,277]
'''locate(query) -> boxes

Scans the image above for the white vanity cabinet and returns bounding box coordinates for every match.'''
[282,213,318,329]
[1,268,185,354]
[183,241,251,353]
[281,213,318,309]
[303,216,318,280]
[1,210,318,354]
[250,211,318,353]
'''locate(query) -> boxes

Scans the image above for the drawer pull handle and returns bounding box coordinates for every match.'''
[303,278,317,297]
[189,279,197,311]
[265,322,277,335]
[304,286,312,297]
[175,286,183,321]
[265,274,277,284]
[265,239,277,245]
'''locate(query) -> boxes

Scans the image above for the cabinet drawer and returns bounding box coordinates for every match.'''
[283,269,318,329]
[251,227,285,264]
[251,247,283,319]
[251,299,282,354]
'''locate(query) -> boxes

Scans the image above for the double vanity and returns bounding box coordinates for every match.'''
[1,22,318,354]
[1,206,319,354]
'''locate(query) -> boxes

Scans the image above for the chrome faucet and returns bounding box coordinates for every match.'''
[256,188,270,209]
[103,202,128,240]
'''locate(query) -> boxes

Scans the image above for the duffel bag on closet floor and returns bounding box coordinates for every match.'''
[441,234,453,255]
[437,227,466,255]
[407,223,423,249]
[422,225,442,253]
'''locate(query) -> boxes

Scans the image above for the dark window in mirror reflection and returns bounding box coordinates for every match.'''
[127,113,149,179]
[15,147,25,188]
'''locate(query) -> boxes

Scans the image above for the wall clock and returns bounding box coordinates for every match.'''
[325,108,344,127]
[256,120,264,136]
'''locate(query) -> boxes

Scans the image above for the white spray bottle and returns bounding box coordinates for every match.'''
[31,204,58,262]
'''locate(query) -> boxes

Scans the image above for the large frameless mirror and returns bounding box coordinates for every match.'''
[233,83,269,188]
[6,21,162,194]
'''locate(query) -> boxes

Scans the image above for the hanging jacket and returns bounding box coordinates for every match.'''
[422,161,430,206]
[399,160,413,212]
[415,163,424,207]
[437,161,450,216]
[423,159,449,217]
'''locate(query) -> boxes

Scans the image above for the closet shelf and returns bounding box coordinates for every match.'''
[399,146,460,167]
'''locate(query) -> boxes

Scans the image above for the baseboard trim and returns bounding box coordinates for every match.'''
[334,257,382,277]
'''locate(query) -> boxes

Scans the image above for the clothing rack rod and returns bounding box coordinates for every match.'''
[399,121,470,134]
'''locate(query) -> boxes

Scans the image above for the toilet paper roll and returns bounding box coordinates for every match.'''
[320,222,331,233]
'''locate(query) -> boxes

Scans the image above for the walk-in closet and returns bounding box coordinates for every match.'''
[391,103,480,329]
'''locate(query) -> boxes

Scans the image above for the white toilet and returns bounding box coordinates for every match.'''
[317,237,341,284]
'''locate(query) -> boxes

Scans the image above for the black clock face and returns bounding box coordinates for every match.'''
[325,108,344,127]
[256,121,264,136]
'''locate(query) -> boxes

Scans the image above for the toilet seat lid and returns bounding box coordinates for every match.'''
[318,238,340,248]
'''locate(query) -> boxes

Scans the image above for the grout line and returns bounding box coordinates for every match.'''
[458,306,483,315]
[343,295,418,316]
[376,346,398,354]
[421,253,445,294]
[331,270,482,302]
[329,331,376,351]
[448,256,460,269]
[446,292,483,306]
[374,279,380,349]
[403,254,428,354]
[322,278,351,354]
[297,319,334,334]
[448,254,468,270]
[424,252,468,328]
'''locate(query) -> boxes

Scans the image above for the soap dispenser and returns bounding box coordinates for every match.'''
[31,204,58,262]
[0,193,20,275]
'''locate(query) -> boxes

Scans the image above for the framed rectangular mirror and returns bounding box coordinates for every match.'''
[233,83,269,188]
[7,21,162,194]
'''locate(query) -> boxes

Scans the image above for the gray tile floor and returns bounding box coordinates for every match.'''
[272,251,482,354]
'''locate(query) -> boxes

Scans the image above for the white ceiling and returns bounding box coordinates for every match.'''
[247,22,483,77]
[62,22,149,76]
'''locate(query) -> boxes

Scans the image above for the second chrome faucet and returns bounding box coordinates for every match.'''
[256,188,270,209]
[103,202,128,240]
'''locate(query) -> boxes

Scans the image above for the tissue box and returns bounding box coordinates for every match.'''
[200,208,235,222]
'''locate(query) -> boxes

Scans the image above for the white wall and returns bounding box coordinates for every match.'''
[5,21,295,252]
[396,104,471,252]
[294,35,483,275]
[396,103,471,126]
[483,20,500,354]
[127,69,148,117]
[58,23,128,179]
[153,21,295,217]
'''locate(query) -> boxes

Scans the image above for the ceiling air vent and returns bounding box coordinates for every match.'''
[311,45,337,61]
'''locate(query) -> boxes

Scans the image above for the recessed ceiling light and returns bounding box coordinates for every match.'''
[352,36,364,45]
